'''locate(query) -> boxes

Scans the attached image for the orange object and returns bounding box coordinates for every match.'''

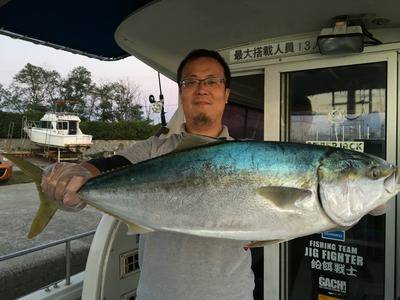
[0,155,12,181]
[318,294,342,300]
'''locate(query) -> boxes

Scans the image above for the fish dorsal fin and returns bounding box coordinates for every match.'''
[172,133,227,153]
[256,186,312,209]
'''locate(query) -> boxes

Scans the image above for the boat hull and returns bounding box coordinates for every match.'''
[25,128,92,149]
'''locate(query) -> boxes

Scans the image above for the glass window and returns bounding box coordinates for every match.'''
[285,62,387,300]
[40,121,52,129]
[57,122,68,130]
[223,74,264,140]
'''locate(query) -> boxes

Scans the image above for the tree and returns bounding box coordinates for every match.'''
[94,80,144,122]
[0,82,26,113]
[94,83,114,122]
[12,63,62,111]
[0,83,7,110]
[0,64,150,124]
[85,94,99,121]
[111,80,144,121]
[60,66,94,119]
[98,99,113,122]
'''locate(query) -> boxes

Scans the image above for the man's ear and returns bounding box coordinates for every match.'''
[224,88,230,103]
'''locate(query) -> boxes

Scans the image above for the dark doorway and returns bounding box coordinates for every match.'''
[69,121,77,135]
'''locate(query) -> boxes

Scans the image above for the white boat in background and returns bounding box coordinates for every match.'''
[24,112,92,151]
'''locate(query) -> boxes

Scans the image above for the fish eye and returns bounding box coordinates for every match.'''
[370,167,381,179]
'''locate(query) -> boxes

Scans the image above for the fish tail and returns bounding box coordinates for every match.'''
[28,187,58,239]
[2,153,58,239]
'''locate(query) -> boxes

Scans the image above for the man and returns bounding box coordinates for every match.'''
[42,49,255,299]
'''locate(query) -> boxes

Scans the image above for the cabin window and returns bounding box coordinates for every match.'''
[223,73,264,140]
[120,250,140,279]
[286,62,387,146]
[40,121,52,129]
[121,290,137,300]
[57,122,68,130]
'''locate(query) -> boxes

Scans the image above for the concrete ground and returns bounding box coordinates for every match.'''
[0,182,102,299]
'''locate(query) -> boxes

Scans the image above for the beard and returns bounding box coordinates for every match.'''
[192,113,212,127]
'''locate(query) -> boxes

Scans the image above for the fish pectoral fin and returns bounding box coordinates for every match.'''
[256,186,312,209]
[244,239,286,248]
[127,222,154,234]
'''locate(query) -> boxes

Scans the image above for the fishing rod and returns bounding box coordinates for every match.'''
[149,72,167,126]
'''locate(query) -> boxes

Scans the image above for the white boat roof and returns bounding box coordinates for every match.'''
[40,112,82,122]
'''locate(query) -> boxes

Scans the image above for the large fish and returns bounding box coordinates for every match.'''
[3,135,399,243]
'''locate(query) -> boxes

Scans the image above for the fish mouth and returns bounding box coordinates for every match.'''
[384,167,399,194]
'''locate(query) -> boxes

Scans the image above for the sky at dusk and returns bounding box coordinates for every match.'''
[0,35,179,122]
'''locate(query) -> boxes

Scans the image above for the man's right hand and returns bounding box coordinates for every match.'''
[41,162,98,211]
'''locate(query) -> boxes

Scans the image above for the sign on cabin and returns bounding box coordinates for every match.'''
[230,37,318,63]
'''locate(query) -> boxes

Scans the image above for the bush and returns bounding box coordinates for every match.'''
[0,111,45,138]
[0,111,161,140]
[0,111,22,138]
[80,120,161,140]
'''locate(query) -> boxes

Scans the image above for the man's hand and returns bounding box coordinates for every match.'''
[41,162,98,211]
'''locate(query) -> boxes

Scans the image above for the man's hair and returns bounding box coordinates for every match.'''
[177,49,231,88]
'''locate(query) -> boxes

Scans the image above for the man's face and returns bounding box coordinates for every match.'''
[179,57,230,128]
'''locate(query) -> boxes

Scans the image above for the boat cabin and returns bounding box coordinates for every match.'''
[36,113,80,136]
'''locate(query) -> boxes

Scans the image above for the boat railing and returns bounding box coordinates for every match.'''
[0,230,96,287]
[23,120,38,129]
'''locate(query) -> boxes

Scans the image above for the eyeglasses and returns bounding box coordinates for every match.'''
[179,77,225,89]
